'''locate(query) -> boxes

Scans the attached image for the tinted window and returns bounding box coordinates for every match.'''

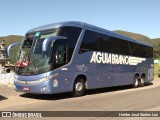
[79,30,131,55]
[59,26,82,62]
[55,45,66,65]
[79,30,98,52]
[108,37,131,55]
[79,30,153,58]
[130,42,153,58]
[147,47,153,58]
[52,40,68,69]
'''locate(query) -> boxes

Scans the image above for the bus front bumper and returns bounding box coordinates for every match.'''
[14,79,53,94]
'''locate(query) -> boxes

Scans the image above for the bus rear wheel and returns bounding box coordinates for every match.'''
[133,76,139,88]
[139,77,145,87]
[71,77,85,97]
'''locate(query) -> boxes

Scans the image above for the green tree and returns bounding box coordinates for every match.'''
[154,43,160,59]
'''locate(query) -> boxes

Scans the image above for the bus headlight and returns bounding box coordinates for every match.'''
[39,73,59,83]
[39,75,54,83]
[41,86,47,91]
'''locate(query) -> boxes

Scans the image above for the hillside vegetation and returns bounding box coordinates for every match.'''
[114,30,160,58]
[114,30,160,46]
[0,35,24,64]
[0,35,24,47]
[114,30,152,44]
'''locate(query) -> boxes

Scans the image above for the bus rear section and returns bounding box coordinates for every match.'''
[77,27,154,90]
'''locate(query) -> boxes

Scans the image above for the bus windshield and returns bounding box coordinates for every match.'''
[15,29,59,75]
[15,26,82,75]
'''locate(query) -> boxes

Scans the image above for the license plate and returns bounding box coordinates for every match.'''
[23,87,30,91]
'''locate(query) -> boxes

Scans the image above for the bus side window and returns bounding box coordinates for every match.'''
[55,46,66,64]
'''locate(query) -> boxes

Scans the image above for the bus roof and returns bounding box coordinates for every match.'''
[27,21,153,47]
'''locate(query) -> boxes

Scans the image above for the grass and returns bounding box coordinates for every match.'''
[154,64,160,76]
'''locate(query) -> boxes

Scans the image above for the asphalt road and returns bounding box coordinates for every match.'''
[0,78,160,120]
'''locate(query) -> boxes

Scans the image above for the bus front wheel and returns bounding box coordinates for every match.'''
[71,77,85,97]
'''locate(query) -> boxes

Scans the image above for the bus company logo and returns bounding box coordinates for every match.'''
[90,52,146,66]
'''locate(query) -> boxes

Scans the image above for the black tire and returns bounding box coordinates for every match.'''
[133,76,139,88]
[6,69,10,73]
[71,77,85,97]
[139,77,145,87]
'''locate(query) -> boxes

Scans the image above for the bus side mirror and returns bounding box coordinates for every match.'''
[42,36,67,52]
[7,42,22,58]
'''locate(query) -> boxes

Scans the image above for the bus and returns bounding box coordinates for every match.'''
[14,21,154,97]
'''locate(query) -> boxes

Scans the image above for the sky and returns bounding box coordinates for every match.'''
[0,0,160,38]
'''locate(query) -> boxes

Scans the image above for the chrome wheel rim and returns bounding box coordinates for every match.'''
[75,82,83,91]
[135,78,138,86]
[141,78,145,84]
